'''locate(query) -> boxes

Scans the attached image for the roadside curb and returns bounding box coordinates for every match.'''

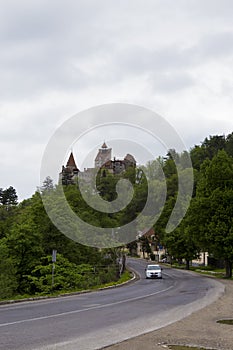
[0,266,139,306]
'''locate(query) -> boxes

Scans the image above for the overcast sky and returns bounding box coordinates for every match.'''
[0,0,233,201]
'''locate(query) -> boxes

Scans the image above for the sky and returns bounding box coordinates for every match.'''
[0,0,233,201]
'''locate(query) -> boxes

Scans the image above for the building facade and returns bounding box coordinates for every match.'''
[60,142,136,185]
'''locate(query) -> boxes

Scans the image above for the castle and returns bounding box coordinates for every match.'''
[60,142,136,185]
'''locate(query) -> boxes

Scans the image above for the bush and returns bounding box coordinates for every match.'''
[27,254,120,294]
[27,254,94,294]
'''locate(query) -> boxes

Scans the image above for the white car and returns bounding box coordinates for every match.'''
[145,264,162,279]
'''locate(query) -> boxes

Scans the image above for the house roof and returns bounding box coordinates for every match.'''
[141,227,155,237]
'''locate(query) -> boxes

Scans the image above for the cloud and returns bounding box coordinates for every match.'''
[1,0,232,100]
[0,0,233,200]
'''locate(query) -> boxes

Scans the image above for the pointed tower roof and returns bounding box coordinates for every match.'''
[101,142,108,149]
[66,152,78,169]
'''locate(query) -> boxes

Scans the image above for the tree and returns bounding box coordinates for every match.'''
[226,132,233,157]
[96,171,118,202]
[31,190,102,265]
[0,239,18,299]
[138,236,152,259]
[190,145,207,171]
[195,150,233,277]
[190,135,226,171]
[163,155,177,179]
[201,135,226,159]
[0,205,14,239]
[28,254,94,294]
[0,186,18,208]
[163,217,199,270]
[6,210,43,293]
[0,187,18,238]
[207,189,233,277]
[41,176,54,192]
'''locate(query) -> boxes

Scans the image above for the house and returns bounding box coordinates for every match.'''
[136,228,166,261]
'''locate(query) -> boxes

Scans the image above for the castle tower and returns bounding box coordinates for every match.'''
[60,151,79,185]
[95,142,112,168]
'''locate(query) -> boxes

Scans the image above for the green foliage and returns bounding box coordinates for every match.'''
[155,136,233,276]
[0,239,18,299]
[96,171,119,202]
[2,131,233,301]
[28,254,94,293]
[226,132,233,157]
[0,186,18,207]
[217,319,233,325]
[28,253,119,294]
[163,220,199,269]
[0,185,121,299]
[190,150,233,277]
[138,236,152,258]
[6,211,43,293]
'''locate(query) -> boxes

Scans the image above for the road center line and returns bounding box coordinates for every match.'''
[0,284,174,328]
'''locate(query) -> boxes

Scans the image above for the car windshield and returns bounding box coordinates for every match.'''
[147,265,160,270]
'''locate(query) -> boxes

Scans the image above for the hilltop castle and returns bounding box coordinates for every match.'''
[60,142,136,185]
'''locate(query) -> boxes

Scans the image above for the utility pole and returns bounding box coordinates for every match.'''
[51,249,57,290]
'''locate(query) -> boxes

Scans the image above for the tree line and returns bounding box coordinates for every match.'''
[1,132,233,300]
[0,185,124,300]
[154,133,233,277]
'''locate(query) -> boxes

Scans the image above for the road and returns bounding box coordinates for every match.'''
[0,258,224,350]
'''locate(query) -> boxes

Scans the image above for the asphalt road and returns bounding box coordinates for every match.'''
[0,258,224,350]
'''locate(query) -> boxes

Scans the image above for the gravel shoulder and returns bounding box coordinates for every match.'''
[103,278,233,350]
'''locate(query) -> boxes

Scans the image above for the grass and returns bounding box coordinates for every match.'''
[217,319,233,325]
[193,268,225,278]
[88,270,132,290]
[170,263,228,279]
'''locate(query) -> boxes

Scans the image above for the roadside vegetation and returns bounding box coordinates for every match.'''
[217,319,233,325]
[1,132,233,300]
[0,269,132,303]
[0,185,130,301]
[153,133,233,278]
[167,263,231,279]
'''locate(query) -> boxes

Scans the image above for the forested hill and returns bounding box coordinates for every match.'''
[1,132,233,300]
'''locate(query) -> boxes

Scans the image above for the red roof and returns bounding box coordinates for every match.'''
[142,228,155,237]
[66,152,77,168]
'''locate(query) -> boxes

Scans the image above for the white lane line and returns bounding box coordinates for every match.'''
[0,284,174,328]
[0,295,89,311]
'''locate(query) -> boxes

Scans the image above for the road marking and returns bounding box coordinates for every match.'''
[0,284,174,328]
[0,295,89,311]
